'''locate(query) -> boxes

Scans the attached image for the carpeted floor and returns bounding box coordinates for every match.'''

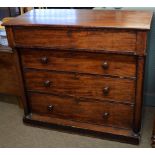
[0,95,154,148]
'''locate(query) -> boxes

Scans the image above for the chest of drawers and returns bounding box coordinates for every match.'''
[3,9,153,144]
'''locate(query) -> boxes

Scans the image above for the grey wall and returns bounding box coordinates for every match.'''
[144,12,155,106]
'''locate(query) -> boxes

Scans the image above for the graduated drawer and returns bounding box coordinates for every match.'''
[20,49,136,78]
[24,70,135,103]
[28,92,134,129]
[14,27,137,53]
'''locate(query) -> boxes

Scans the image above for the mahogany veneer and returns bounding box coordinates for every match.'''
[24,70,135,103]
[3,9,153,144]
[20,49,137,78]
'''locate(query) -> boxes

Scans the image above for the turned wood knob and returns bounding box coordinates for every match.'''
[47,105,54,111]
[103,86,110,95]
[41,56,48,64]
[103,112,109,118]
[44,80,51,87]
[102,61,109,69]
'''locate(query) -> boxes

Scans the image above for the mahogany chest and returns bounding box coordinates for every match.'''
[3,9,153,144]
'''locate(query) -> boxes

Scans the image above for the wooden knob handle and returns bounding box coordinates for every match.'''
[103,86,110,95]
[44,80,51,87]
[41,56,48,64]
[103,112,109,118]
[102,61,109,69]
[47,105,54,111]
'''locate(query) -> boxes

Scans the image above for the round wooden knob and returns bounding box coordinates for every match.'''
[103,112,109,118]
[103,86,110,95]
[47,105,54,111]
[44,80,51,87]
[41,56,48,64]
[102,61,109,69]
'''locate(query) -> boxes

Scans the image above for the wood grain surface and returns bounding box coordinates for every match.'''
[24,70,135,103]
[20,48,136,78]
[28,92,134,129]
[3,9,153,30]
[14,28,137,52]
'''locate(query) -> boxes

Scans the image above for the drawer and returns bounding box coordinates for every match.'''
[24,70,135,103]
[14,27,136,53]
[20,49,136,78]
[28,92,134,129]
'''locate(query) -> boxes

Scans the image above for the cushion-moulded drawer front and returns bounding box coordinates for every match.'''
[20,49,136,78]
[28,92,134,129]
[24,70,135,103]
[14,27,137,52]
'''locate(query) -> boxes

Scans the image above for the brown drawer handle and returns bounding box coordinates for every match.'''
[102,61,109,69]
[47,105,54,111]
[103,112,109,118]
[41,56,48,64]
[103,86,110,95]
[44,80,51,87]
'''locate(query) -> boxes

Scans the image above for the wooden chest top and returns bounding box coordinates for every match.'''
[3,9,153,30]
[3,9,153,56]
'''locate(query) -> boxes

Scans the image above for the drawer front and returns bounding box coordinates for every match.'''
[14,28,136,53]
[24,70,135,103]
[28,92,134,129]
[20,49,136,78]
